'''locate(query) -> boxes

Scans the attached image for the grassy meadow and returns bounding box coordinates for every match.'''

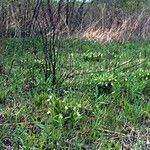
[0,38,150,149]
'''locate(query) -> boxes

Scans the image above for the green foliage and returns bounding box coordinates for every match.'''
[0,90,7,104]
[33,93,48,107]
[0,38,150,149]
[83,51,103,62]
[123,0,148,10]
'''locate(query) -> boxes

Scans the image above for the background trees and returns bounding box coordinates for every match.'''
[0,0,149,38]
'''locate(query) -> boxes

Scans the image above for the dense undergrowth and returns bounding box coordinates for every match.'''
[0,38,150,149]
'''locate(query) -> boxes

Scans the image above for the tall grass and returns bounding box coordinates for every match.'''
[0,38,150,149]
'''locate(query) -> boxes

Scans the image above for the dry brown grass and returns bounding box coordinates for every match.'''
[81,9,150,42]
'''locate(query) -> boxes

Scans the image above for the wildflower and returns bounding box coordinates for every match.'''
[73,107,76,111]
[65,106,68,110]
[49,95,52,99]
[108,79,112,81]
[47,111,50,115]
[112,91,115,94]
[47,99,50,102]
[76,111,81,117]
[59,114,63,119]
[47,95,52,102]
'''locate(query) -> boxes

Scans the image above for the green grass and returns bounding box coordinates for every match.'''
[0,38,150,149]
